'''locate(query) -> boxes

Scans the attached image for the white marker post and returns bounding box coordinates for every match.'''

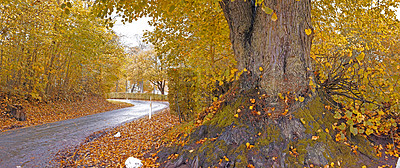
[149,97,152,119]
[396,157,400,168]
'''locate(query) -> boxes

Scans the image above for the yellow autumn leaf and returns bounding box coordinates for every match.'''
[261,4,273,15]
[300,118,306,124]
[234,114,239,118]
[282,109,288,115]
[309,79,315,87]
[312,136,319,140]
[224,156,229,161]
[246,142,254,149]
[259,67,263,71]
[298,96,305,102]
[309,80,316,93]
[357,52,365,61]
[271,12,278,21]
[310,53,317,60]
[213,97,218,102]
[278,93,284,99]
[305,28,312,35]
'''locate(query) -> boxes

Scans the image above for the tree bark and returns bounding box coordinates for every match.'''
[139,80,144,93]
[130,83,136,93]
[154,80,166,95]
[220,0,314,110]
[115,81,119,92]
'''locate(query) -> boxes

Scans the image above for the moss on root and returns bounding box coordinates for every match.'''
[288,96,378,167]
[159,94,382,167]
[203,98,243,128]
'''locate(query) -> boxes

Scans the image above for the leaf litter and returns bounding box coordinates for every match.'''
[54,109,179,167]
[0,96,133,132]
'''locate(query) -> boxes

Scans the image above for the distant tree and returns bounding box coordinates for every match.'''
[145,50,167,95]
[125,47,168,94]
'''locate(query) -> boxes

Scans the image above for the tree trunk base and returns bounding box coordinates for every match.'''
[158,91,396,167]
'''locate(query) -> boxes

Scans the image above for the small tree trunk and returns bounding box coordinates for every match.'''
[0,49,3,70]
[130,83,136,93]
[115,81,118,92]
[157,80,166,95]
[139,80,144,93]
[126,79,128,93]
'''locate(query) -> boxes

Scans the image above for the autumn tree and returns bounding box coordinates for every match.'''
[94,0,399,167]
[143,0,236,119]
[145,50,167,95]
[124,47,146,93]
[0,0,125,102]
[124,47,168,94]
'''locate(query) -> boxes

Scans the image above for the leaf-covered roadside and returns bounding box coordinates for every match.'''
[54,109,180,167]
[0,96,133,132]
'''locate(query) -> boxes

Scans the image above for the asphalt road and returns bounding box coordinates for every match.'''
[0,99,168,168]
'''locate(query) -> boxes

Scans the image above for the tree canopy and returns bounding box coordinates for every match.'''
[0,0,126,101]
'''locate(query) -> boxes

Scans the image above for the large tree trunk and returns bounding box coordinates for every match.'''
[158,0,393,167]
[220,0,314,111]
[216,0,315,128]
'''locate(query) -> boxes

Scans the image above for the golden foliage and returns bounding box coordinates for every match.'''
[0,0,125,101]
[312,0,400,156]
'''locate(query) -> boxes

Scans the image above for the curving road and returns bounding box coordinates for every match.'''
[0,99,168,168]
